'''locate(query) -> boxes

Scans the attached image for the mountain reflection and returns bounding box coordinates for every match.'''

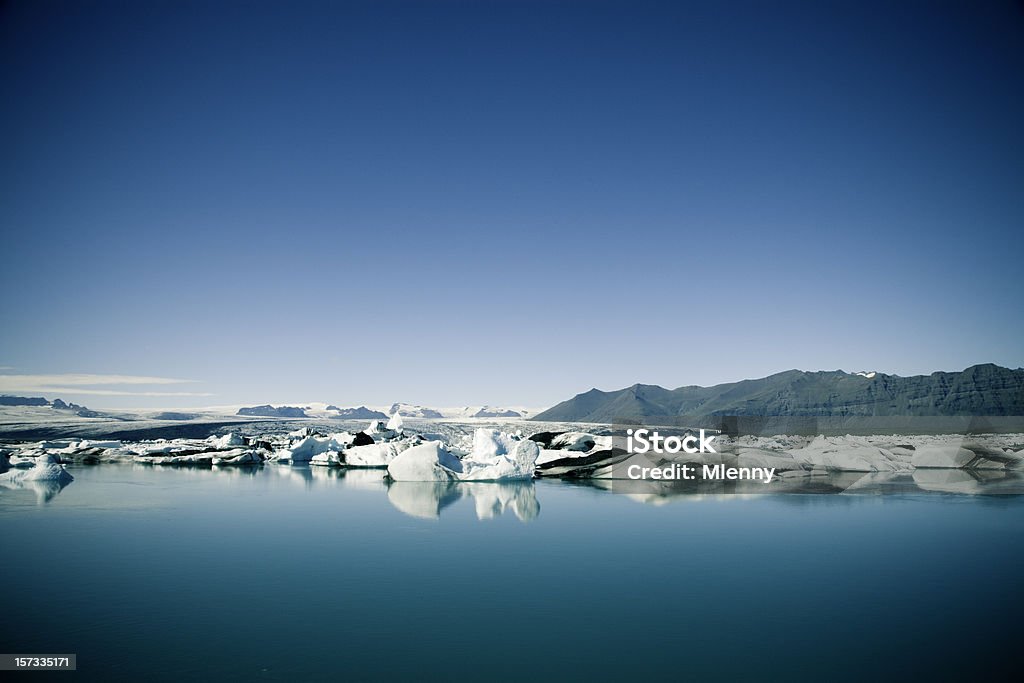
[387,481,540,521]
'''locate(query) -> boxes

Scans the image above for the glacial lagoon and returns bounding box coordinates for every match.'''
[3,462,1023,682]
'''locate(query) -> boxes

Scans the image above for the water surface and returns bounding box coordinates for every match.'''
[3,464,1022,681]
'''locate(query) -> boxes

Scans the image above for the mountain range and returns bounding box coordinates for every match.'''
[532,364,1024,423]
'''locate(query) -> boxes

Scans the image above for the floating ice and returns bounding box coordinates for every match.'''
[786,436,902,472]
[209,433,245,450]
[912,445,978,468]
[911,443,1019,469]
[273,435,327,463]
[387,429,539,481]
[310,450,343,467]
[734,448,804,472]
[549,432,598,452]
[532,431,628,477]
[387,442,463,481]
[0,453,73,484]
[213,449,265,466]
[344,439,416,468]
[273,433,355,463]
[457,429,539,481]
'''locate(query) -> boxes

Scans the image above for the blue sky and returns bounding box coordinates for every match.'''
[2,0,1022,409]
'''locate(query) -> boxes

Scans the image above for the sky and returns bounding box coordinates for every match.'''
[1,0,1022,410]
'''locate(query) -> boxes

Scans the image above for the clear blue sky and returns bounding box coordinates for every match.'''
[2,0,1022,409]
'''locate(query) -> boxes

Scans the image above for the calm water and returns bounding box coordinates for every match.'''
[3,464,1023,682]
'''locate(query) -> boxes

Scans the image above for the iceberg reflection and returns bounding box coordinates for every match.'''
[567,468,1024,503]
[386,480,539,521]
[0,477,73,505]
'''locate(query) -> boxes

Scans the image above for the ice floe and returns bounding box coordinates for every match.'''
[386,429,539,482]
[387,442,463,481]
[0,453,73,484]
[786,436,903,472]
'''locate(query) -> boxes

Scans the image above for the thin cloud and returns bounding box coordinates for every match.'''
[0,373,211,397]
[35,388,214,397]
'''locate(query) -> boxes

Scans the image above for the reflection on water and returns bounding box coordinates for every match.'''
[912,468,1024,495]
[0,477,73,505]
[387,481,539,521]
[568,468,1024,504]
[226,463,541,521]
[2,461,1021,517]
[251,464,1024,518]
[3,462,1024,682]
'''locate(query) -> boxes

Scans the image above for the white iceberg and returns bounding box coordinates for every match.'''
[909,468,1022,494]
[910,443,1018,469]
[273,432,356,463]
[912,445,977,468]
[787,436,901,472]
[387,442,463,481]
[71,439,123,450]
[458,431,539,481]
[386,412,404,432]
[734,448,803,472]
[365,420,397,440]
[387,429,539,482]
[344,439,417,467]
[0,453,73,484]
[140,453,215,466]
[213,449,265,466]
[209,432,245,450]
[272,436,326,463]
[310,450,343,467]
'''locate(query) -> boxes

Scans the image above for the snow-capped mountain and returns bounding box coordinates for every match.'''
[388,403,532,419]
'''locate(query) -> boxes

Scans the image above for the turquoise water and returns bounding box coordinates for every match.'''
[3,464,1023,681]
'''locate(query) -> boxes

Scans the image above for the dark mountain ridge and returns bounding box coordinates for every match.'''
[534,364,1024,423]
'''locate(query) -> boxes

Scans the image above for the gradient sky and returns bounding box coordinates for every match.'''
[2,0,1022,410]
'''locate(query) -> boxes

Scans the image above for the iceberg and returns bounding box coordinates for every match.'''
[344,440,415,468]
[387,442,463,481]
[532,431,629,477]
[310,450,343,467]
[910,468,1024,494]
[386,411,404,432]
[457,430,539,481]
[786,436,902,472]
[209,432,245,450]
[549,432,598,451]
[139,453,215,466]
[911,445,978,469]
[734,447,804,472]
[273,433,355,463]
[0,453,74,484]
[365,419,396,438]
[387,429,539,481]
[212,449,265,466]
[911,443,1019,469]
